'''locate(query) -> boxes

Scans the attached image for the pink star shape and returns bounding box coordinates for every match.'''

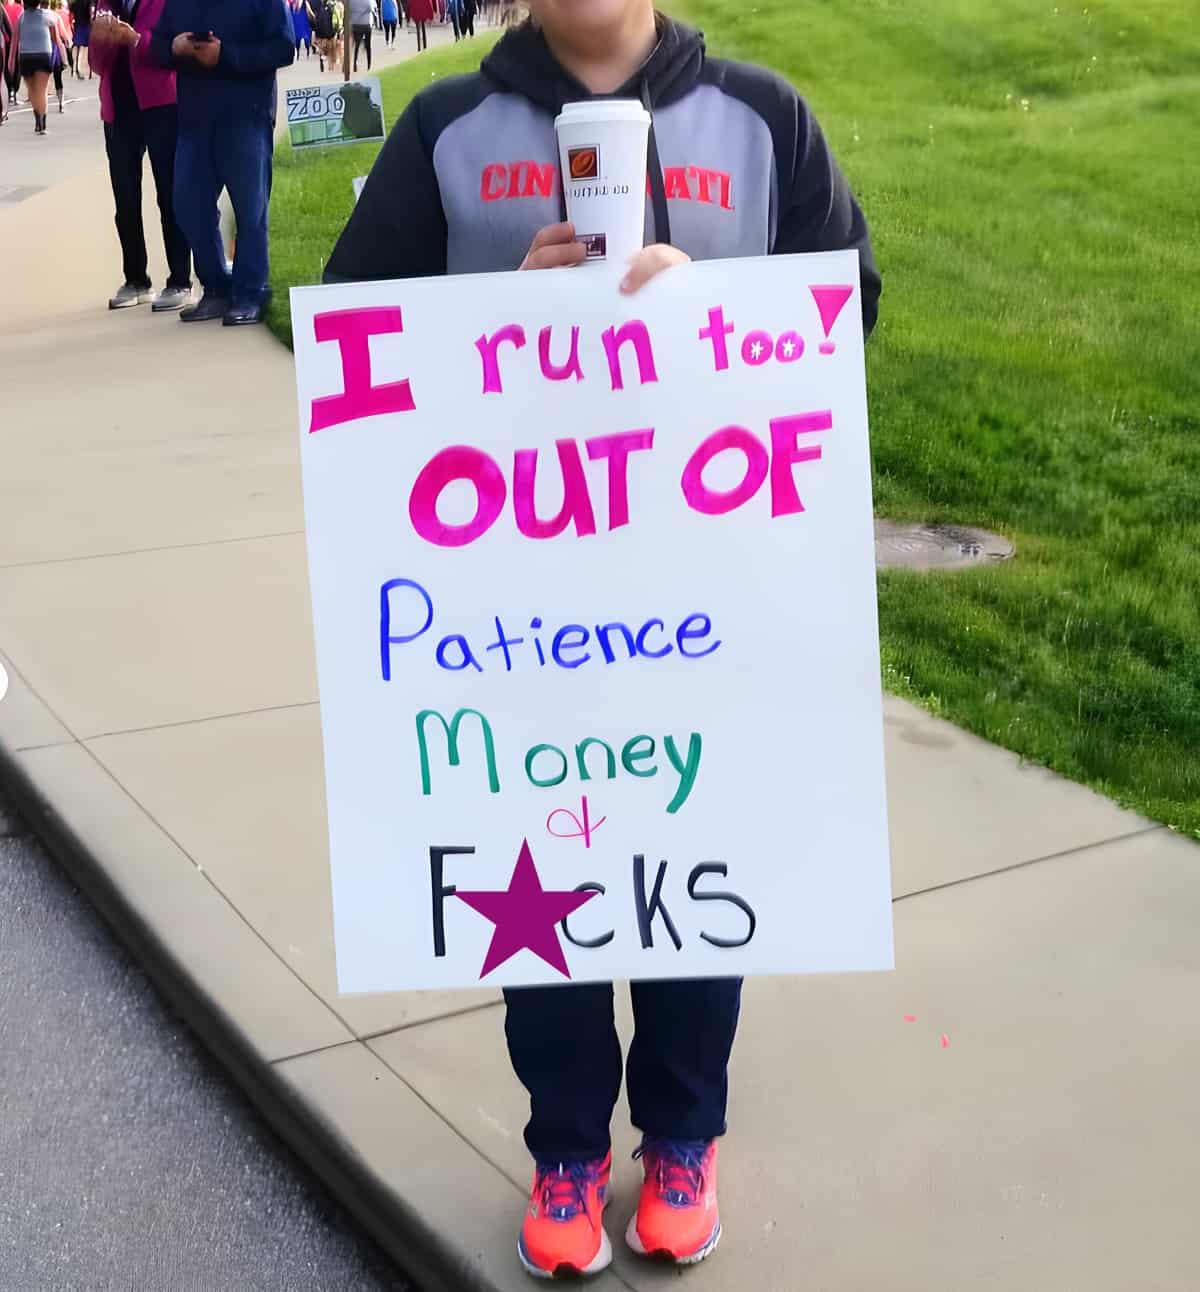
[456,840,596,979]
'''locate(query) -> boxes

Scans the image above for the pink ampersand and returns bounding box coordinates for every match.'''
[546,795,607,848]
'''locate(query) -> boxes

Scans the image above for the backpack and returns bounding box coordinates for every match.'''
[312,0,334,38]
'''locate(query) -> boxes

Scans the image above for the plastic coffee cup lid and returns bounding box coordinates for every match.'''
[554,99,651,128]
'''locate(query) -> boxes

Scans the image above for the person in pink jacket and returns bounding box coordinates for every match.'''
[2,0,22,111]
[89,0,191,310]
[0,4,12,121]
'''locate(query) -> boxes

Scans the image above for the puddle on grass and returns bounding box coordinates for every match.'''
[874,521,1015,571]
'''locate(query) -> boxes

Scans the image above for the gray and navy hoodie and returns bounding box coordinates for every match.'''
[324,16,881,332]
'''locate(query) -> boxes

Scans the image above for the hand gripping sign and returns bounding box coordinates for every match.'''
[290,253,893,993]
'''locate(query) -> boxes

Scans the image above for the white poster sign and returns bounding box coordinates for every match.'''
[285,78,385,149]
[290,253,894,993]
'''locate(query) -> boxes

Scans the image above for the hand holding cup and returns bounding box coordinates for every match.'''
[519,222,587,272]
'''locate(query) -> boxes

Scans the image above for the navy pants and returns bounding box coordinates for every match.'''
[503,978,742,1162]
[174,113,273,304]
[104,105,191,291]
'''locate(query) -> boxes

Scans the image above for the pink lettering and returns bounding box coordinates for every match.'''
[475,324,527,395]
[810,284,855,351]
[480,164,508,202]
[698,306,734,372]
[769,411,830,517]
[309,307,415,434]
[741,329,773,367]
[538,325,584,382]
[585,429,655,530]
[513,440,597,540]
[717,170,733,211]
[680,426,768,515]
[775,330,805,362]
[602,321,658,392]
[409,446,506,548]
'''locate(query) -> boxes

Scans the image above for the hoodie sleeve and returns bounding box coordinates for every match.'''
[772,89,881,337]
[323,94,448,283]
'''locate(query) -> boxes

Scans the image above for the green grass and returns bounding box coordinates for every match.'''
[267,36,498,346]
[267,4,1200,836]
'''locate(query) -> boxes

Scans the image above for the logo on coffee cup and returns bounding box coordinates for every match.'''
[568,146,600,180]
[579,233,607,260]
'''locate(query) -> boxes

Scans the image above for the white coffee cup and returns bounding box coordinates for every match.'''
[554,99,651,266]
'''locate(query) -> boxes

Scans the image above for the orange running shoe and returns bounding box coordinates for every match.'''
[625,1138,721,1265]
[518,1153,613,1279]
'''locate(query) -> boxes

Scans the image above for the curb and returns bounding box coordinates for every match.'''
[0,733,505,1292]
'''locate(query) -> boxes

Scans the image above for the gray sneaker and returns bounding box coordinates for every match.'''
[108,283,153,310]
[151,285,192,312]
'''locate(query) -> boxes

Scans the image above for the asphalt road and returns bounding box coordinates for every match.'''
[0,790,415,1292]
[1,41,457,1288]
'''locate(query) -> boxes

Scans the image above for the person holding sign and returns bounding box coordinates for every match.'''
[324,2,880,1280]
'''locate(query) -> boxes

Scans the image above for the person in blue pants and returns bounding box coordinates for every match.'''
[151,0,292,325]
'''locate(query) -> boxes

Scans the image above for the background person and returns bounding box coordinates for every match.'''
[3,0,23,105]
[0,4,11,120]
[348,0,371,70]
[89,1,192,311]
[151,0,293,325]
[288,0,312,59]
[379,0,395,47]
[322,0,880,1280]
[406,0,429,50]
[310,0,339,72]
[68,0,89,74]
[13,0,67,133]
[47,0,69,111]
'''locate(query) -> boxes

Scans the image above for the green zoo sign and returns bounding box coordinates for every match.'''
[285,79,386,149]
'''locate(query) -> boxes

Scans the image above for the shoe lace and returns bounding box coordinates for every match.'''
[534,1159,596,1223]
[634,1137,709,1208]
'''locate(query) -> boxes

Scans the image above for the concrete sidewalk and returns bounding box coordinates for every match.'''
[4,119,1200,1291]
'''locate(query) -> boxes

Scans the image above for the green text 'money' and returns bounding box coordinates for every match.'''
[416,708,703,814]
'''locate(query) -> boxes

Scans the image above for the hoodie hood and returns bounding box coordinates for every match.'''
[480,14,706,113]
